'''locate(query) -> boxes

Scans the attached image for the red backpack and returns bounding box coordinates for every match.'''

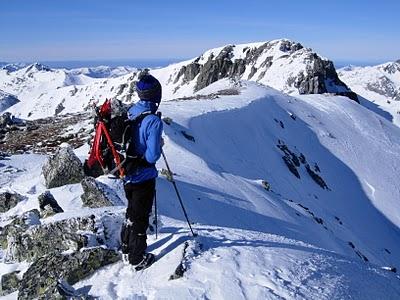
[85,99,126,178]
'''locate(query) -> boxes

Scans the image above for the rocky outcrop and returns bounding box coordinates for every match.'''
[277,141,329,190]
[0,270,21,296]
[2,209,124,263]
[172,39,358,102]
[174,61,201,84]
[25,63,51,73]
[38,191,64,218]
[383,61,400,74]
[5,216,97,262]
[18,247,120,300]
[81,177,124,208]
[0,91,20,113]
[0,209,40,249]
[42,146,84,188]
[0,112,91,155]
[366,77,400,101]
[0,112,13,127]
[293,54,359,102]
[0,192,25,212]
[195,46,236,90]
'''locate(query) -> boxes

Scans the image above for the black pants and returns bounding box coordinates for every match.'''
[121,178,155,265]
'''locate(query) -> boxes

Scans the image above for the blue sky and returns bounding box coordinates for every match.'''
[1,0,399,63]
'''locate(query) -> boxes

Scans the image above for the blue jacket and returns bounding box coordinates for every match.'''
[124,100,163,184]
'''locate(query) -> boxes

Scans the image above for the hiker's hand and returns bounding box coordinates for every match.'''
[160,137,165,148]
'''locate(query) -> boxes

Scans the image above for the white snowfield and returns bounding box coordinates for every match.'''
[338,61,400,127]
[1,80,400,299]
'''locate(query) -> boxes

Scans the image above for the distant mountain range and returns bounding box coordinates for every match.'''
[338,60,400,126]
[0,39,360,119]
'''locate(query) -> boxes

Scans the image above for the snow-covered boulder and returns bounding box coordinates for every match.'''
[81,177,124,208]
[5,216,96,263]
[0,209,40,249]
[18,247,120,299]
[42,146,84,188]
[0,191,25,212]
[38,191,64,218]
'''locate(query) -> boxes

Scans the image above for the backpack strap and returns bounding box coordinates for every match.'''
[108,111,162,177]
[121,110,154,154]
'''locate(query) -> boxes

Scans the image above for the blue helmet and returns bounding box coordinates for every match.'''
[136,72,162,104]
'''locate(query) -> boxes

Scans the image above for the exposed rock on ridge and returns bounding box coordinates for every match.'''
[172,39,358,102]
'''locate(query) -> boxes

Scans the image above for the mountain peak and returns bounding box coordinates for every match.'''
[171,38,357,102]
[26,63,52,73]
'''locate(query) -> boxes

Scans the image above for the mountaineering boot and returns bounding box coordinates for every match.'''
[134,252,156,271]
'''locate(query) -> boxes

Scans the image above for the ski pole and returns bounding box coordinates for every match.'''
[161,149,197,237]
[154,189,158,240]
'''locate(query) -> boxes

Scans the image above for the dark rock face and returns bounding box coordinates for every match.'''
[277,141,329,189]
[383,61,400,74]
[195,46,236,91]
[54,101,65,115]
[38,191,64,218]
[18,248,120,300]
[5,216,96,263]
[0,192,25,212]
[81,177,124,208]
[42,146,85,188]
[0,270,21,296]
[294,54,359,102]
[277,143,301,178]
[366,76,400,101]
[26,63,52,73]
[305,164,329,190]
[279,40,303,53]
[174,62,201,84]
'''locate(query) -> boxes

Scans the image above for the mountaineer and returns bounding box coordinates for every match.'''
[120,71,163,270]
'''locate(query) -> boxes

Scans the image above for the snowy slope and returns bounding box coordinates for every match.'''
[0,63,135,118]
[1,81,400,299]
[1,39,357,120]
[338,61,400,126]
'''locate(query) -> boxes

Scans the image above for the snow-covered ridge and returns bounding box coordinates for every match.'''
[1,39,359,120]
[161,39,357,101]
[1,62,136,78]
[338,60,400,126]
[1,62,29,73]
[68,65,137,78]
